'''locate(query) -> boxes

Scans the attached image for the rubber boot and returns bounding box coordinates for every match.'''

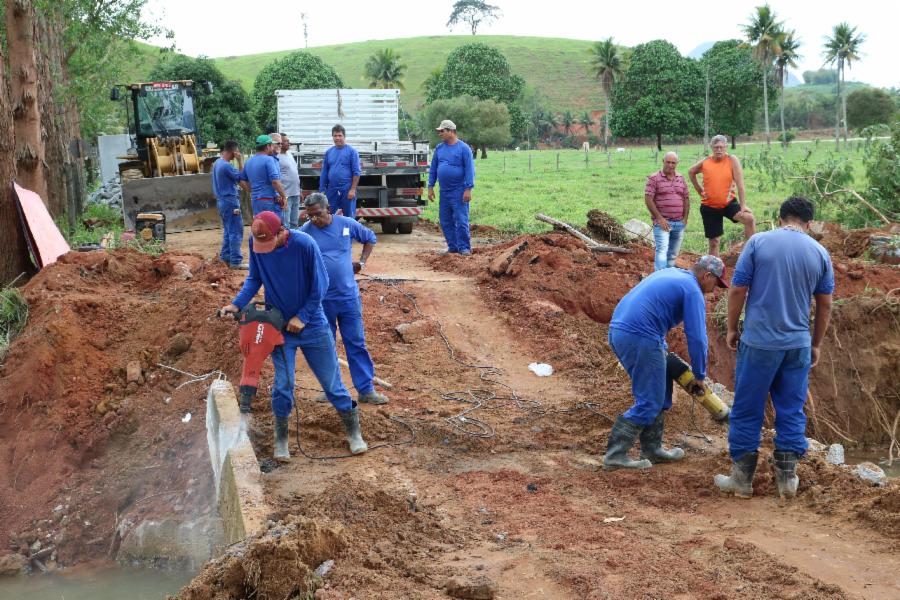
[358,390,389,405]
[603,416,653,471]
[639,413,685,463]
[273,416,291,462]
[314,392,328,403]
[714,451,759,498]
[773,451,800,499]
[339,405,368,455]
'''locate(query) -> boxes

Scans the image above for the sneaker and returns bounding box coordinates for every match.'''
[459,250,472,256]
[229,263,249,270]
[358,390,389,405]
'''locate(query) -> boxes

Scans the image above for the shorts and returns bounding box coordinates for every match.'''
[700,200,742,239]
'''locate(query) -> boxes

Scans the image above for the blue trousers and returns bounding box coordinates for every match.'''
[728,344,811,458]
[652,219,686,271]
[325,187,356,219]
[217,198,243,265]
[270,325,353,418]
[251,198,283,218]
[609,328,672,426]
[284,195,301,228]
[323,296,375,396]
[439,190,470,253]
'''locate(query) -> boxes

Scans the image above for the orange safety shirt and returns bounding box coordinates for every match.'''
[700,156,735,209]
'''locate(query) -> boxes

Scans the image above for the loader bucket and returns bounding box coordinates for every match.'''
[122,174,220,232]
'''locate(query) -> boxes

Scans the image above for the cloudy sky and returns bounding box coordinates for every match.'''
[145,0,897,88]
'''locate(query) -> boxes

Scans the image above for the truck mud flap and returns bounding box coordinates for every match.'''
[122,174,219,232]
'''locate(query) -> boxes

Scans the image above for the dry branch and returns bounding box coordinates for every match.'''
[535,214,633,253]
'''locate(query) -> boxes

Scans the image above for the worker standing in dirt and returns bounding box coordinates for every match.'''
[603,256,728,470]
[300,193,389,405]
[428,119,475,255]
[715,197,833,500]
[277,133,301,228]
[240,134,287,218]
[645,151,690,270]
[319,124,361,219]
[212,140,247,270]
[219,211,368,460]
[688,135,756,256]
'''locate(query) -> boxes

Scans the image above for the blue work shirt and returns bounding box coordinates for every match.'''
[319,145,361,191]
[212,158,241,203]
[428,140,475,194]
[301,215,377,302]
[610,268,708,380]
[732,228,834,350]
[239,153,281,201]
[232,230,329,330]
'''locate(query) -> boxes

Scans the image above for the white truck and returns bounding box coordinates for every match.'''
[277,88,428,234]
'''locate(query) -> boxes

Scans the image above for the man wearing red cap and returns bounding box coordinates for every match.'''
[219,211,367,460]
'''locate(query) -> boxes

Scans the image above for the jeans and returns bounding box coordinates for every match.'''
[217,198,243,265]
[270,325,353,418]
[251,198,283,219]
[609,328,672,426]
[284,195,300,228]
[323,295,376,396]
[652,219,686,271]
[325,187,356,219]
[439,190,470,253]
[728,343,811,459]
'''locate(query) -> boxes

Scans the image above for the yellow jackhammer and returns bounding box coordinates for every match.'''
[666,352,730,422]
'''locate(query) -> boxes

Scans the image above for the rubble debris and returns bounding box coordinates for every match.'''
[826,444,845,465]
[395,320,434,343]
[854,462,887,487]
[445,575,499,599]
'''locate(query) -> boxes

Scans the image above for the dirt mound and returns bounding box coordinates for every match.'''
[170,515,346,600]
[0,249,248,566]
[586,209,631,245]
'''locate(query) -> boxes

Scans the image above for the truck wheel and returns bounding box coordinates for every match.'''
[381,221,398,234]
[397,222,413,234]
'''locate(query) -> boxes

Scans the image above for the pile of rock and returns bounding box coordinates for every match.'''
[86,177,123,209]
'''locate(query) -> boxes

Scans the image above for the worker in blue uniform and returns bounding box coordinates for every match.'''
[240,134,287,218]
[427,119,475,255]
[603,255,727,470]
[301,193,388,405]
[319,124,361,219]
[212,140,246,269]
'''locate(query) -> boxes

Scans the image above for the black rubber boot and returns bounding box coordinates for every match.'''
[714,451,759,498]
[338,406,368,455]
[603,416,653,471]
[639,412,685,463]
[773,451,800,499]
[273,416,291,462]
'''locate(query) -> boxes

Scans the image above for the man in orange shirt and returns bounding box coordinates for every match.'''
[688,135,756,256]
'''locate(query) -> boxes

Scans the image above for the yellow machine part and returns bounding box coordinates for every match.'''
[675,371,730,421]
[147,135,201,177]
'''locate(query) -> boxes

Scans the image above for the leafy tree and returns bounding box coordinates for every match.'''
[742,3,784,147]
[846,88,896,129]
[578,111,594,133]
[610,40,703,150]
[824,22,866,148]
[446,0,500,35]
[802,69,838,85]
[364,48,407,90]
[251,51,343,130]
[774,30,801,149]
[418,95,510,158]
[864,118,900,220]
[700,41,765,148]
[588,37,623,148]
[561,110,575,136]
[149,55,255,147]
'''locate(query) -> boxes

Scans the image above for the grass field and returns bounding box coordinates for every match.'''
[420,139,871,253]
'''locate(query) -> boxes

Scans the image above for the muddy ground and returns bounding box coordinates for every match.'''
[1,222,899,599]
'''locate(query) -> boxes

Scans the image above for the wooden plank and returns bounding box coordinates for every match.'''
[534,213,633,254]
[13,182,69,268]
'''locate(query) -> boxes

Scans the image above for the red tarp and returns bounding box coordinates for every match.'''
[13,182,70,268]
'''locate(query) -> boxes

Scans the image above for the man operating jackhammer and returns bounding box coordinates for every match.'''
[219,211,368,460]
[603,256,728,470]
[301,193,389,405]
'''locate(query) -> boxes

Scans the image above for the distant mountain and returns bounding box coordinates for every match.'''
[687,42,714,60]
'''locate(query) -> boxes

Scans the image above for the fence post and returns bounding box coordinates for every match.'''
[557,152,560,171]
[607,151,611,168]
[529,154,532,173]
[503,155,506,173]
[584,147,589,168]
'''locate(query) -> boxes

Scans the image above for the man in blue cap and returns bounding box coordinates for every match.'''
[301,193,388,405]
[603,255,727,470]
[240,134,287,217]
[715,196,833,499]
[319,124,361,219]
[428,119,475,255]
[211,140,247,269]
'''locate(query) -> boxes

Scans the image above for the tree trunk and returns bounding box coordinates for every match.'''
[731,136,736,149]
[834,61,842,151]
[779,75,787,150]
[841,68,849,146]
[762,64,771,147]
[0,42,34,285]
[603,89,611,149]
[469,143,478,159]
[656,132,662,151]
[480,146,487,159]
[6,0,48,202]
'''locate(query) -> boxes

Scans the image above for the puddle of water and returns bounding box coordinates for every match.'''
[0,565,192,600]
[845,449,900,478]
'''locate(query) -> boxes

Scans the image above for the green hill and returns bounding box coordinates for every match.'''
[209,35,605,113]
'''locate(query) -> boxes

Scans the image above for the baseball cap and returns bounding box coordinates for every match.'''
[255,134,274,146]
[250,211,283,253]
[696,255,729,288]
[436,119,456,131]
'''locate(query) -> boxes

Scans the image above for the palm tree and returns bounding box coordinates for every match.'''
[588,38,622,149]
[774,30,801,149]
[561,110,575,136]
[364,48,407,90]
[824,23,865,149]
[578,111,594,136]
[743,4,783,148]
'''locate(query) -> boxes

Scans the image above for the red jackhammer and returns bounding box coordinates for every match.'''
[224,303,286,413]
